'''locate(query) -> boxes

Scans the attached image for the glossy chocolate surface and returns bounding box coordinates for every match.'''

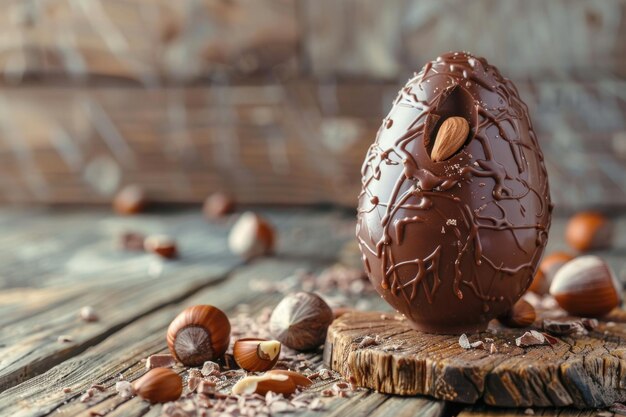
[356,52,552,334]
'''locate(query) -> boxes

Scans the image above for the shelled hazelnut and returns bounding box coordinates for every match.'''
[497,299,536,328]
[228,212,275,260]
[203,192,235,219]
[528,252,574,295]
[231,370,311,396]
[269,292,333,351]
[550,255,621,317]
[565,211,612,252]
[233,338,281,372]
[133,368,182,403]
[113,185,148,215]
[166,305,231,366]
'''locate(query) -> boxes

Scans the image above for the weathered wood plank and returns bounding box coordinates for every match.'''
[0,208,356,393]
[458,407,612,416]
[326,311,626,408]
[0,258,347,417]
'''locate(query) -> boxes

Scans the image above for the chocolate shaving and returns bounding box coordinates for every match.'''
[145,353,176,369]
[515,330,546,347]
[542,319,586,335]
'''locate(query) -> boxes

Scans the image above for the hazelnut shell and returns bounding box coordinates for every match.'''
[528,252,574,295]
[233,338,281,372]
[228,212,275,260]
[166,305,231,366]
[269,292,333,351]
[565,212,612,252]
[497,299,536,328]
[113,185,147,215]
[550,255,621,317]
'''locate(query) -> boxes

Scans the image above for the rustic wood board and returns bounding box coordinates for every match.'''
[325,311,626,409]
[0,207,355,393]
[0,235,442,417]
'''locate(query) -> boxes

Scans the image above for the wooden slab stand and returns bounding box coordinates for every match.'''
[324,311,626,409]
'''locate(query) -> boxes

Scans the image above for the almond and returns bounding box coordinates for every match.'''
[430,116,469,162]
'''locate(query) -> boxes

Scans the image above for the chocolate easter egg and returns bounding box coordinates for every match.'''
[356,52,552,334]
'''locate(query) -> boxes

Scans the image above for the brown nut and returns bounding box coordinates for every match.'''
[144,234,178,259]
[113,185,148,215]
[550,255,621,317]
[528,252,574,295]
[497,299,536,328]
[166,305,231,366]
[266,370,313,389]
[231,370,311,396]
[203,192,235,219]
[565,211,612,252]
[233,338,281,372]
[133,368,182,403]
[430,117,470,162]
[228,212,275,260]
[269,292,333,351]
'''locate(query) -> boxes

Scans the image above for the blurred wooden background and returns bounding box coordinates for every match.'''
[0,0,625,211]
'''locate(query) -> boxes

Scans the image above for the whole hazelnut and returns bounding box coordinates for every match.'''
[166,305,231,366]
[269,292,333,351]
[550,255,621,317]
[233,338,281,372]
[203,192,235,219]
[528,252,574,295]
[144,234,178,259]
[228,212,275,260]
[565,211,612,252]
[497,299,536,328]
[133,368,182,403]
[113,185,148,215]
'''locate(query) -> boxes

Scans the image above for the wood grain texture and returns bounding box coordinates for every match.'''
[326,311,626,408]
[0,207,355,393]
[458,407,612,417]
[0,79,625,211]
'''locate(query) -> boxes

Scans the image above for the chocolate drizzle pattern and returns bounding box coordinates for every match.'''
[356,52,552,334]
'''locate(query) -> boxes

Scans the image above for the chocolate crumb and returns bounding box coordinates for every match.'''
[524,408,534,415]
[581,318,599,331]
[115,380,134,399]
[542,319,585,335]
[146,353,176,369]
[201,361,221,377]
[188,376,202,392]
[62,387,72,394]
[57,335,73,343]
[516,330,546,347]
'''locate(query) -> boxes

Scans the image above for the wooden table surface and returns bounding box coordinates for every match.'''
[0,206,624,417]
